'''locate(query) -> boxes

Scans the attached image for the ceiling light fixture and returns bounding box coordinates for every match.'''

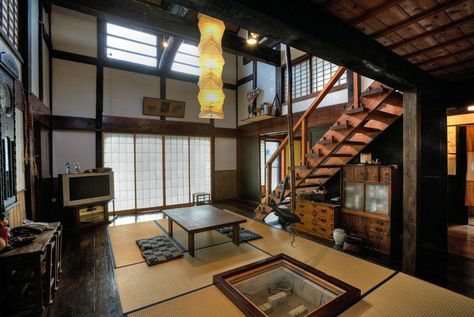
[162,35,169,48]
[468,105,474,111]
[247,32,258,45]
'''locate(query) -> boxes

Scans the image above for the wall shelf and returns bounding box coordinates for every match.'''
[241,114,276,123]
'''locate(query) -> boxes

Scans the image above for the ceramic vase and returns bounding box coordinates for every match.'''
[333,228,346,245]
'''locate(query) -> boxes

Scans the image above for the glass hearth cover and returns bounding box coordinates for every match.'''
[214,254,360,317]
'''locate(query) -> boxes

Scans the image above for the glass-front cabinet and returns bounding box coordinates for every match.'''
[341,165,399,256]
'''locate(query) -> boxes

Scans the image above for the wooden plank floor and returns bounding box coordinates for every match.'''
[42,202,474,316]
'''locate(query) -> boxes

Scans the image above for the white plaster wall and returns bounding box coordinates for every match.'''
[361,75,375,92]
[215,137,237,171]
[165,78,209,124]
[281,45,307,65]
[256,62,276,105]
[52,131,96,177]
[53,59,96,118]
[41,129,50,178]
[237,56,253,80]
[103,67,160,119]
[222,52,237,85]
[51,5,97,57]
[42,40,50,108]
[214,89,236,129]
[237,81,253,126]
[282,88,349,114]
[15,109,25,191]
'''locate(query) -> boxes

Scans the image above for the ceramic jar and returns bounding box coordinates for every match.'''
[333,228,346,245]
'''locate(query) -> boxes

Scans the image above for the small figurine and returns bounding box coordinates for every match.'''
[0,213,10,250]
[65,161,71,174]
[74,162,81,174]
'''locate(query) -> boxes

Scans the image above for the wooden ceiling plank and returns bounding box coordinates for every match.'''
[387,14,474,50]
[426,56,474,73]
[417,46,474,66]
[371,0,466,39]
[348,0,405,25]
[402,33,474,59]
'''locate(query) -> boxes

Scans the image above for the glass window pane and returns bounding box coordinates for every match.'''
[107,48,157,67]
[107,35,157,57]
[107,23,156,45]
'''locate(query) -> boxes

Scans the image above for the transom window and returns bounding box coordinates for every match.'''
[0,0,19,48]
[171,42,200,76]
[106,23,158,67]
[283,56,346,103]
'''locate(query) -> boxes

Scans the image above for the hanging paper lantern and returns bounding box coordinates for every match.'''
[197,14,225,119]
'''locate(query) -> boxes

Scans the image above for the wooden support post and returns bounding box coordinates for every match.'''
[353,72,360,108]
[286,45,296,212]
[266,164,272,198]
[301,119,307,165]
[403,90,420,275]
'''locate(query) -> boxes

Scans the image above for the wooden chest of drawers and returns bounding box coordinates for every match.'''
[293,198,340,241]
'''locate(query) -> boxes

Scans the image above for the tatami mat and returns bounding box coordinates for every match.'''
[341,273,474,317]
[115,242,268,313]
[155,219,231,251]
[223,210,395,294]
[127,286,245,317]
[108,221,164,268]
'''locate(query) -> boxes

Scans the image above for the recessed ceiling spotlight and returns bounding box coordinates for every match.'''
[247,32,258,45]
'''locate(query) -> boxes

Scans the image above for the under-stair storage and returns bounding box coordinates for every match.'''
[341,165,401,256]
[293,198,340,240]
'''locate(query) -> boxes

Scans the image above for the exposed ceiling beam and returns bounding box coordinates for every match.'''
[370,0,466,39]
[158,36,183,73]
[171,0,444,96]
[51,0,280,65]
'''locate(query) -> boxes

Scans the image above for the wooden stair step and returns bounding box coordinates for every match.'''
[306,174,331,179]
[342,140,366,146]
[305,152,321,158]
[369,110,399,120]
[318,164,343,168]
[327,153,353,158]
[361,87,386,98]
[345,106,365,114]
[355,126,382,133]
[295,183,320,189]
[319,136,336,145]
[330,120,350,131]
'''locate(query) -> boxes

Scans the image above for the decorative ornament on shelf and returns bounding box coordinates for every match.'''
[197,14,226,119]
[246,88,261,117]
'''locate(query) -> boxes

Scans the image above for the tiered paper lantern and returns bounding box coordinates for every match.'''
[197,14,226,119]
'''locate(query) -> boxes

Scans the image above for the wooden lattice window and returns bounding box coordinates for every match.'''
[311,56,346,92]
[0,0,19,49]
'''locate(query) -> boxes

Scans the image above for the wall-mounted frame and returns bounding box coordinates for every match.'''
[143,97,185,118]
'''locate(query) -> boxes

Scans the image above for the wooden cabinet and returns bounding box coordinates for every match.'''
[0,223,63,316]
[341,165,400,256]
[293,198,340,241]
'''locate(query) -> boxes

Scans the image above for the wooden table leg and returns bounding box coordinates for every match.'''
[168,219,173,236]
[232,224,240,246]
[188,232,195,257]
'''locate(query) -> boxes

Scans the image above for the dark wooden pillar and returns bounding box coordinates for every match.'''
[403,90,420,274]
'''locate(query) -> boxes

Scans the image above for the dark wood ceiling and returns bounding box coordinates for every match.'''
[323,0,474,80]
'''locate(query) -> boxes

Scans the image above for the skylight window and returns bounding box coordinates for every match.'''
[106,23,157,67]
[171,43,201,76]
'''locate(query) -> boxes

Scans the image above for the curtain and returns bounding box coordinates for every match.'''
[466,125,474,206]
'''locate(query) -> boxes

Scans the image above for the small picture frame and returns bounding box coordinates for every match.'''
[143,97,185,118]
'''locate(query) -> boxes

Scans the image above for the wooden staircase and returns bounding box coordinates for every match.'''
[256,79,403,221]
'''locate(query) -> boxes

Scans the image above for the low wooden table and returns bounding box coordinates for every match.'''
[163,205,246,257]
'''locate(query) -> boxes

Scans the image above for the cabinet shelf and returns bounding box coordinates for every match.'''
[241,114,276,123]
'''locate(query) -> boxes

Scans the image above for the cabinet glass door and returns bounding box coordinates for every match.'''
[365,184,389,215]
[343,181,364,210]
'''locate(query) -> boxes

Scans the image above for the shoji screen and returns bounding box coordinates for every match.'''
[190,137,211,196]
[165,136,190,205]
[103,133,135,211]
[136,134,164,209]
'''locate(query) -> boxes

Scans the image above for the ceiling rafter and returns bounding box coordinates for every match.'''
[348,0,405,25]
[426,56,474,73]
[370,0,466,39]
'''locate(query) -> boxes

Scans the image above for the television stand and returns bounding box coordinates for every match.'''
[62,202,111,231]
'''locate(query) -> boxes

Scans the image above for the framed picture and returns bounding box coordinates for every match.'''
[143,97,185,118]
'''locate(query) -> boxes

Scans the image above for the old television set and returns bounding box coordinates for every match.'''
[60,172,114,207]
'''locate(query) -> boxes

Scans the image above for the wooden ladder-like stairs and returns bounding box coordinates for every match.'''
[256,82,403,221]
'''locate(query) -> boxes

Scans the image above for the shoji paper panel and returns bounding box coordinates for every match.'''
[165,136,189,205]
[136,135,163,209]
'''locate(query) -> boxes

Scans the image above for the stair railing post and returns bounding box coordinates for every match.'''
[286,45,296,213]
[266,164,272,199]
[302,118,308,166]
[353,72,360,108]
